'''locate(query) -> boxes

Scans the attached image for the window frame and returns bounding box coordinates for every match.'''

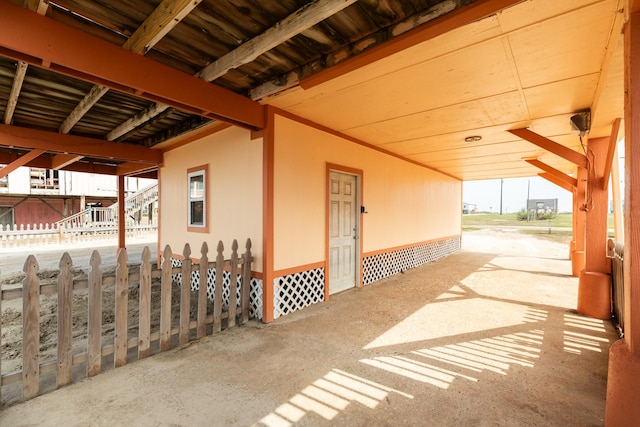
[187,164,209,233]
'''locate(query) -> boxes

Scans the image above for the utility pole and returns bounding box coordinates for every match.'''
[500,178,503,215]
[526,179,530,222]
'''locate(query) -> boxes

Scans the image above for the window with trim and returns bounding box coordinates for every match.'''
[187,165,208,232]
[0,165,7,189]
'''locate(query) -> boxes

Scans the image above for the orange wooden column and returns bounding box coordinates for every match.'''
[572,167,587,277]
[577,137,611,319]
[606,10,640,426]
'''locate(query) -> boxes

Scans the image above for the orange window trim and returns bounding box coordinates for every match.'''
[187,164,210,234]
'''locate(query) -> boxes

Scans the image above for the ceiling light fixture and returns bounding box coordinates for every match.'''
[465,135,482,142]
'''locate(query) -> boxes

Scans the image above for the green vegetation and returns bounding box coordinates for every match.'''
[462,212,615,229]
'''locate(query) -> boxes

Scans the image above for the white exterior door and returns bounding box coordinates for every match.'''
[329,171,358,294]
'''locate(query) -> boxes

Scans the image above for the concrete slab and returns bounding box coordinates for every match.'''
[0,230,615,426]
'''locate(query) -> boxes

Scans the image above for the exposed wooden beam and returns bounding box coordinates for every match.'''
[116,162,158,177]
[299,0,524,90]
[3,1,48,125]
[602,117,622,190]
[0,124,162,164]
[0,148,45,179]
[59,0,203,134]
[197,0,356,82]
[525,159,578,188]
[106,103,170,141]
[107,0,353,141]
[508,128,588,168]
[3,61,28,125]
[125,0,203,54]
[51,153,85,170]
[0,151,158,178]
[0,1,264,129]
[539,172,575,193]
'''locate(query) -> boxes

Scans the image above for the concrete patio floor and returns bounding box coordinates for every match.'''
[0,230,616,426]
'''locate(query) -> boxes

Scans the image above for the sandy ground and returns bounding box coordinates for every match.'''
[0,230,616,426]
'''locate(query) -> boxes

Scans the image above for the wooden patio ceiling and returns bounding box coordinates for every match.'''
[0,0,626,181]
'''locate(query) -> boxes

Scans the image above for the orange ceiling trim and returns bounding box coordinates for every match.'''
[0,148,44,179]
[508,128,588,169]
[0,124,162,164]
[539,172,575,193]
[300,0,525,89]
[602,117,622,190]
[525,159,578,188]
[0,2,264,130]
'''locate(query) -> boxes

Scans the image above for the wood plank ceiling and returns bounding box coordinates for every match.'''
[0,0,626,181]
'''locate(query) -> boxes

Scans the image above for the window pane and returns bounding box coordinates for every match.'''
[190,174,204,198]
[190,200,204,225]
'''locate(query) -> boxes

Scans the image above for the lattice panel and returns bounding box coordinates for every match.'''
[250,279,263,321]
[274,268,325,319]
[170,258,262,320]
[363,236,460,285]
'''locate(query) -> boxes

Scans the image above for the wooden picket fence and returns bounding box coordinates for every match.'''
[0,238,253,406]
[0,222,157,248]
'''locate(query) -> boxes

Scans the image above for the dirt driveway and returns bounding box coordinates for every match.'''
[0,230,616,426]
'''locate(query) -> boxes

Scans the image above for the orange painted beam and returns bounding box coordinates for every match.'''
[0,124,162,164]
[51,153,84,170]
[526,159,577,189]
[602,117,622,190]
[606,12,640,427]
[577,136,611,319]
[116,162,158,177]
[538,172,574,193]
[0,2,264,130]
[0,148,44,178]
[262,106,275,323]
[509,128,587,168]
[301,0,524,89]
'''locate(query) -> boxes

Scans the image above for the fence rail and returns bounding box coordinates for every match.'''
[0,222,157,248]
[608,238,624,337]
[0,238,253,407]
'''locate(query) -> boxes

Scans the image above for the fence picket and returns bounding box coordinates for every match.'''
[138,247,152,359]
[228,240,239,328]
[56,253,73,387]
[1,239,255,406]
[22,255,40,400]
[180,244,192,345]
[197,242,209,338]
[87,251,102,377]
[214,241,224,332]
[114,248,129,368]
[241,239,252,324]
[160,245,172,351]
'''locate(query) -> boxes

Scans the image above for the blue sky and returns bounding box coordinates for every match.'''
[463,177,573,213]
[463,143,625,214]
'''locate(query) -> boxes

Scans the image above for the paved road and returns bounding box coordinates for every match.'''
[0,236,158,278]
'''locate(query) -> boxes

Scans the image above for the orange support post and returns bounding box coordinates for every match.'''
[577,137,611,319]
[571,167,586,277]
[606,11,640,426]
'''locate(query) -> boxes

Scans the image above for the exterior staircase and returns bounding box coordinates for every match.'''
[55,183,158,230]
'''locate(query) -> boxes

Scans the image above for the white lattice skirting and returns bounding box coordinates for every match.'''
[273,268,325,319]
[171,259,263,321]
[363,236,461,285]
